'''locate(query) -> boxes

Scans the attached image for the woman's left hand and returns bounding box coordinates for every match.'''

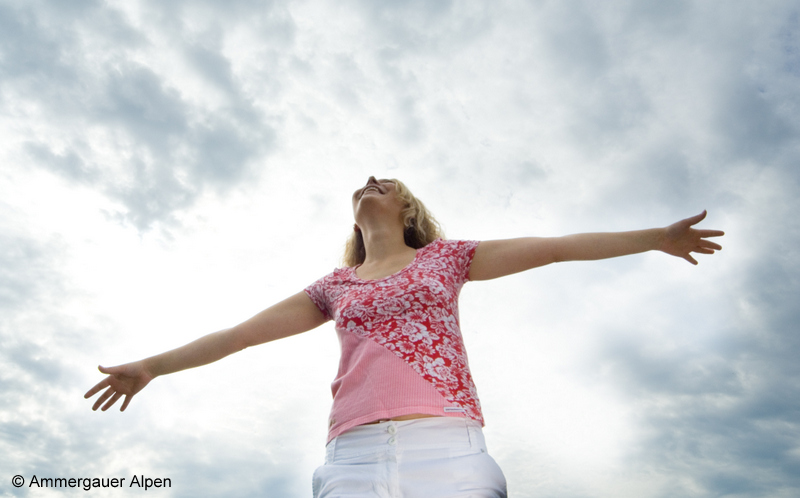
[659,211,724,265]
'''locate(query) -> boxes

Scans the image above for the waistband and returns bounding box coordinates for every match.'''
[325,417,487,464]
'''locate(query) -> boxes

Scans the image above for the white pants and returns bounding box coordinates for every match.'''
[312,417,507,498]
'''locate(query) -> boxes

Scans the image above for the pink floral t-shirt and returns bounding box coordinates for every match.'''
[305,238,484,442]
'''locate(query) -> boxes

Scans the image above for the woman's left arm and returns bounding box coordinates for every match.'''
[468,211,724,281]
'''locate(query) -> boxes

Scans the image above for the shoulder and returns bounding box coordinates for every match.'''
[425,238,479,257]
[307,267,353,290]
[419,239,480,283]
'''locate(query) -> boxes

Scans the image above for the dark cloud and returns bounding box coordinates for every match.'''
[24,142,97,185]
[713,79,798,165]
[2,0,280,231]
[586,244,800,495]
[623,0,692,34]
[522,1,800,216]
[781,12,800,76]
[98,64,190,147]
[539,4,611,82]
[185,44,238,95]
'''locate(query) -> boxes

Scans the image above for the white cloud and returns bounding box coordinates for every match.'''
[1,0,799,496]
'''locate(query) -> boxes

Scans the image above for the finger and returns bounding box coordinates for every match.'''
[98,365,125,375]
[92,386,114,411]
[120,395,133,412]
[694,247,715,255]
[699,229,725,238]
[684,210,707,226]
[101,392,123,412]
[92,386,115,411]
[684,254,699,265]
[699,240,722,251]
[84,378,110,398]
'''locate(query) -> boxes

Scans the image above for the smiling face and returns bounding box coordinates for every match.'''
[351,176,404,225]
[351,176,395,202]
[343,177,444,266]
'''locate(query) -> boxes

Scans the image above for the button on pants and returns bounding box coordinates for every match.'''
[312,417,507,497]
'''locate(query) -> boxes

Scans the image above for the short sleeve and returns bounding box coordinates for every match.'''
[436,239,480,284]
[304,274,334,321]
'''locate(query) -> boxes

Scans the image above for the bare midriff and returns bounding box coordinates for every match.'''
[362,413,441,425]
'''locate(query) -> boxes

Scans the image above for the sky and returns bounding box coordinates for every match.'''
[1,0,798,496]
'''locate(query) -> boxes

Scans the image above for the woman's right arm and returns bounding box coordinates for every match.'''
[84,291,327,412]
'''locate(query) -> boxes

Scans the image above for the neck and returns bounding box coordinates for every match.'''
[359,222,411,265]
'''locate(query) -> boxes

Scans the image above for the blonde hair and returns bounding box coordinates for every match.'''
[342,179,444,267]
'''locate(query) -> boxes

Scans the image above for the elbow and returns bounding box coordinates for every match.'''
[541,245,563,265]
[223,327,251,354]
[547,237,575,264]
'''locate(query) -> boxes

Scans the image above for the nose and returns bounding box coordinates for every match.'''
[366,176,378,186]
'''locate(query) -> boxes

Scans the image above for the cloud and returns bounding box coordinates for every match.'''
[0,229,312,497]
[352,0,492,54]
[582,215,800,495]
[2,0,279,231]
[2,0,800,496]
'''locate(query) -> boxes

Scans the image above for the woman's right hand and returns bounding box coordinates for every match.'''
[84,362,154,411]
[83,291,326,412]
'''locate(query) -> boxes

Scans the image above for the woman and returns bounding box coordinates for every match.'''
[85,176,724,497]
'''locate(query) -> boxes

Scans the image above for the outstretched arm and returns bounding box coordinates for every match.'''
[84,291,327,411]
[469,211,724,281]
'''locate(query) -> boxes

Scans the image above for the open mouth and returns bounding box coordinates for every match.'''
[361,186,383,197]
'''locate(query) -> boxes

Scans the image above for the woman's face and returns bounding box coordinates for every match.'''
[352,176,402,221]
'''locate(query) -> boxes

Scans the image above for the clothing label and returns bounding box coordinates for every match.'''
[443,407,466,413]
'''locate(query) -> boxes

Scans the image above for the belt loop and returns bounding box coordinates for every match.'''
[467,419,485,452]
[325,437,337,464]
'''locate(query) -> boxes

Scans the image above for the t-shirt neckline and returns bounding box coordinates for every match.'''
[351,240,438,282]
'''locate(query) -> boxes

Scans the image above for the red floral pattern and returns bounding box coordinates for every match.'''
[306,239,484,425]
